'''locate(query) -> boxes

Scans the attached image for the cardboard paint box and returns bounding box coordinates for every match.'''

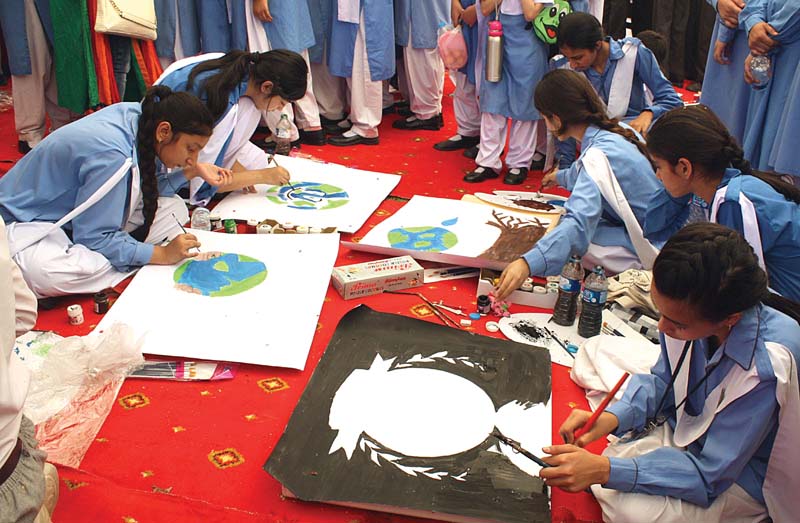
[477,268,558,309]
[332,256,424,300]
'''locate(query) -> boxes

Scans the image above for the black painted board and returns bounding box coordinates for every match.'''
[264,305,552,523]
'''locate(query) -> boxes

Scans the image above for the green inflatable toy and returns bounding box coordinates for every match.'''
[533,0,572,45]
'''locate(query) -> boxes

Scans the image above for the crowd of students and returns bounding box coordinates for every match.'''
[1,1,799,522]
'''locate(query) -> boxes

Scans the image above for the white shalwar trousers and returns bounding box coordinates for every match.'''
[402,38,444,120]
[476,113,539,170]
[345,12,383,138]
[594,425,768,523]
[13,0,72,146]
[450,71,480,137]
[8,196,188,298]
[311,51,347,121]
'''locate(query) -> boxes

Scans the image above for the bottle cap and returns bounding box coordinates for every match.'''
[485,321,500,333]
[469,312,481,320]
[247,218,259,227]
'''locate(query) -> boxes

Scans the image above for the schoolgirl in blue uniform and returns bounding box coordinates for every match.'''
[495,69,671,299]
[645,104,800,302]
[0,87,226,297]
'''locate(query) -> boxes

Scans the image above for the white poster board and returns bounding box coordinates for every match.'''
[346,196,552,270]
[93,230,340,369]
[210,155,401,232]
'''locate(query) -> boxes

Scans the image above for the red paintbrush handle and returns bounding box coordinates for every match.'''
[573,372,631,441]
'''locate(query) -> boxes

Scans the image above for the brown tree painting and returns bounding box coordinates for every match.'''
[479,210,547,262]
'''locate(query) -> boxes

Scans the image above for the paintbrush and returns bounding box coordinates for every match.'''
[172,213,201,252]
[573,372,631,441]
[384,290,462,329]
[492,431,551,468]
[542,326,575,359]
[268,154,297,191]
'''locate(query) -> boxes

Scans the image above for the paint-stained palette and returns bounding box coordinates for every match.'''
[474,191,568,214]
[265,306,552,523]
[498,313,585,368]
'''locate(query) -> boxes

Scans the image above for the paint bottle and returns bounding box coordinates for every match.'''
[209,213,222,232]
[520,281,534,292]
[283,222,295,232]
[67,304,84,325]
[223,219,237,234]
[309,227,322,234]
[296,225,309,234]
[272,226,286,234]
[93,291,110,314]
[246,218,259,234]
[477,295,491,316]
[257,223,273,234]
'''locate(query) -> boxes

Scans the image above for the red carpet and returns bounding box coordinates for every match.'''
[0,77,708,523]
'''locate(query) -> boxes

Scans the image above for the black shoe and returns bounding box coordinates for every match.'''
[321,116,348,134]
[504,167,529,185]
[530,155,546,171]
[434,135,480,151]
[463,145,479,160]
[382,105,396,115]
[392,115,442,131]
[686,82,702,93]
[437,113,444,127]
[299,129,327,146]
[328,133,380,146]
[18,141,32,154]
[464,166,500,183]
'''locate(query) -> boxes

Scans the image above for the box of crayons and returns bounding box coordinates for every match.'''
[331,256,424,300]
[477,268,558,309]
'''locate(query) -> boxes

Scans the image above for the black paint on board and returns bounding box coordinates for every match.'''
[264,306,552,523]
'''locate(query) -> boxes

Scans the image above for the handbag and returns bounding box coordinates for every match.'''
[94,0,157,41]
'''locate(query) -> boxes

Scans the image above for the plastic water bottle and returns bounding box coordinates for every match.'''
[552,255,584,326]
[275,113,293,155]
[578,266,608,338]
[750,55,771,90]
[190,207,211,231]
[485,21,503,83]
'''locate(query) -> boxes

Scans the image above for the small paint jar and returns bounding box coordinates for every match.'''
[546,275,560,284]
[283,221,295,231]
[309,227,322,234]
[533,285,547,294]
[469,312,481,321]
[520,281,534,292]
[67,304,84,325]
[477,294,491,316]
[257,223,273,234]
[209,213,222,232]
[272,226,286,234]
[296,225,309,234]
[223,219,237,234]
[546,282,559,294]
[246,218,259,234]
[93,292,109,314]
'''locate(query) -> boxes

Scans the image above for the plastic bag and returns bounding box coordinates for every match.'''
[22,324,144,467]
[438,24,468,70]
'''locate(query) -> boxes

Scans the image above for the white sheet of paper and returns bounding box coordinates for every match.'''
[499,313,582,368]
[93,230,340,369]
[350,196,551,269]
[210,155,400,232]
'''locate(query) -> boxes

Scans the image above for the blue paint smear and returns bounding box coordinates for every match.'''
[176,253,266,296]
[441,217,459,226]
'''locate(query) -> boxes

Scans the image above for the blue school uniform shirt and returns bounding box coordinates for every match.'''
[606,304,800,507]
[329,0,396,81]
[307,0,334,64]
[644,168,800,302]
[261,0,316,53]
[522,126,668,276]
[553,37,683,121]
[0,103,187,271]
[394,0,449,49]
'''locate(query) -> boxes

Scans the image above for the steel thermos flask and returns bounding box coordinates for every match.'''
[485,20,503,83]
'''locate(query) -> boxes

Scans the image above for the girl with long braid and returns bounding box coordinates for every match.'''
[644,104,800,302]
[156,49,309,204]
[546,223,800,522]
[495,69,673,299]
[0,86,228,298]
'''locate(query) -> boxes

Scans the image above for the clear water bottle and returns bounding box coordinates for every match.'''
[552,255,584,326]
[485,20,503,83]
[190,207,211,231]
[578,266,608,338]
[750,55,771,90]
[275,113,293,155]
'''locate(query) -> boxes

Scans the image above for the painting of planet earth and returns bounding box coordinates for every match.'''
[265,181,350,211]
[173,252,267,297]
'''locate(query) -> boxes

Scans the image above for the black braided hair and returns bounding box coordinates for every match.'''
[131,86,214,242]
[534,69,652,162]
[647,105,800,203]
[186,49,308,121]
[653,223,800,324]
